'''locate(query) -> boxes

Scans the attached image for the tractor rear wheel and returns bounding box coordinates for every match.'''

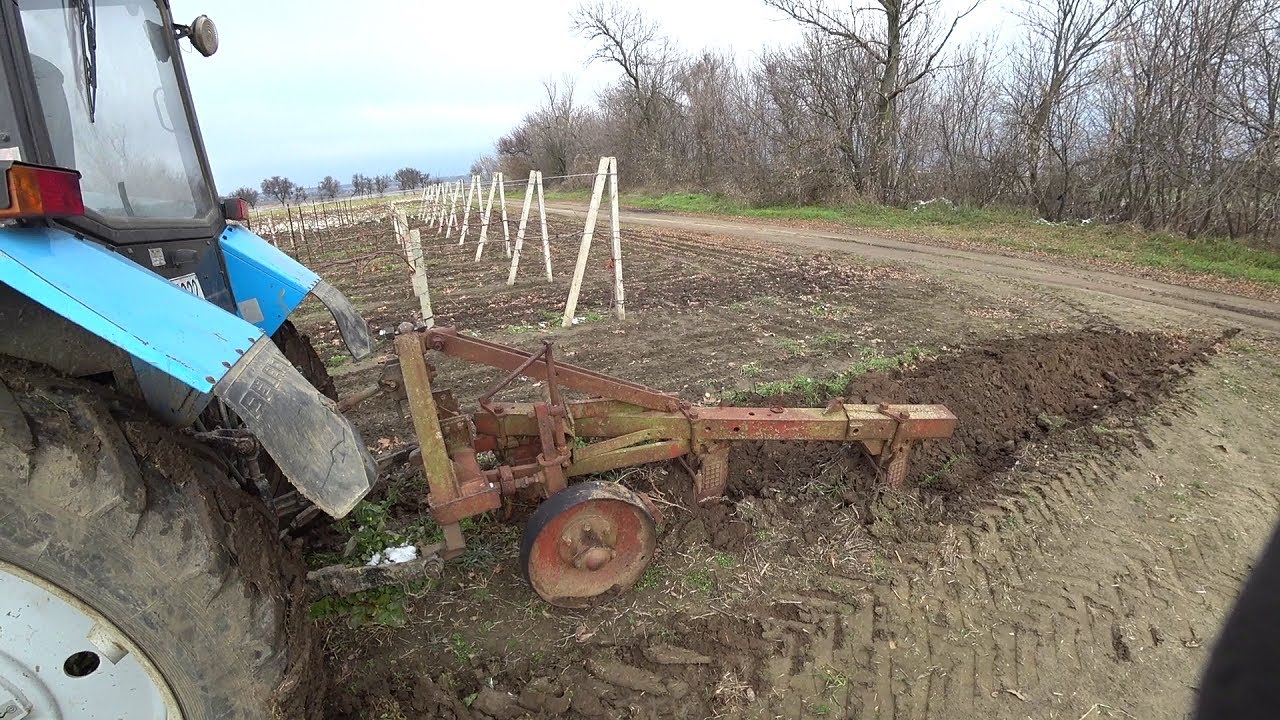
[267,320,342,533]
[273,319,338,401]
[0,365,322,719]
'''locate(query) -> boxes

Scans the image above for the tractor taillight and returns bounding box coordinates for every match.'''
[222,197,249,221]
[0,162,85,219]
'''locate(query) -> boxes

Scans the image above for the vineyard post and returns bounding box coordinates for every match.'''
[407,229,435,327]
[608,157,625,320]
[497,174,512,257]
[537,171,552,281]
[458,175,479,246]
[561,157,610,327]
[506,171,537,285]
[474,173,499,262]
[445,181,461,238]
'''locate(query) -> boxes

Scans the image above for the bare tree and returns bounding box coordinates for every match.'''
[372,174,392,195]
[924,40,1019,206]
[498,78,591,179]
[572,3,678,131]
[260,176,296,205]
[230,186,260,207]
[572,2,684,181]
[350,173,369,196]
[1007,0,1142,216]
[393,167,428,190]
[483,0,1280,243]
[764,0,980,200]
[470,154,501,177]
[317,175,342,199]
[293,186,309,203]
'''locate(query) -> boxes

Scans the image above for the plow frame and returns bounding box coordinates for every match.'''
[384,327,956,559]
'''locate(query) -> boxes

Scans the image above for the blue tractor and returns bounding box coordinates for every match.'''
[0,3,378,717]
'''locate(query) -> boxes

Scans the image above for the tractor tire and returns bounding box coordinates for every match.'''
[0,364,323,719]
[273,319,338,401]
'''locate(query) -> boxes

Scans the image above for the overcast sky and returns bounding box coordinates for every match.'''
[172,0,1010,193]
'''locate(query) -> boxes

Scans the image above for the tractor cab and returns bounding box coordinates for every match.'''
[2,0,237,307]
[0,1,377,519]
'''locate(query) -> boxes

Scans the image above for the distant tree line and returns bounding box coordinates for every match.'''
[228,166,430,206]
[494,0,1280,243]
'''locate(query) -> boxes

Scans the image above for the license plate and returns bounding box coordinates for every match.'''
[170,273,205,299]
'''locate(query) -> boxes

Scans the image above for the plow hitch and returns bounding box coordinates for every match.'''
[377,325,955,605]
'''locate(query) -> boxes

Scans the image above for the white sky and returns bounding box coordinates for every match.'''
[172,0,1012,192]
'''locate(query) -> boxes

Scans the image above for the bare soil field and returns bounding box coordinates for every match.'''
[284,209,1280,720]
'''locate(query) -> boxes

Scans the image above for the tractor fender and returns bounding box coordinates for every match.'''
[0,226,373,517]
[219,224,373,359]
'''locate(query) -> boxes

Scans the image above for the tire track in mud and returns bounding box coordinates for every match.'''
[572,372,1279,720]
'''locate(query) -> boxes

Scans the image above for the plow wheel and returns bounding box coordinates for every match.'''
[520,481,658,607]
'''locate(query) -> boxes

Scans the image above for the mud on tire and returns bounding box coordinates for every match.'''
[274,319,338,401]
[0,364,323,718]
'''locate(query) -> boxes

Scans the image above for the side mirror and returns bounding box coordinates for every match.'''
[189,15,219,57]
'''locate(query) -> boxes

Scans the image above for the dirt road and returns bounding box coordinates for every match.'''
[545,203,1280,334]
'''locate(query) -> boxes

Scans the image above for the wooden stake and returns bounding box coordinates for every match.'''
[537,172,552,281]
[475,174,499,262]
[394,206,410,260]
[285,204,298,252]
[407,229,435,327]
[434,184,447,232]
[445,181,461,238]
[297,205,309,262]
[608,157,625,320]
[417,184,431,219]
[561,157,610,327]
[497,173,511,257]
[506,171,537,285]
[458,175,479,245]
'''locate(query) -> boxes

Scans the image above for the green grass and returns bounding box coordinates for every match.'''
[820,667,850,693]
[336,488,442,564]
[775,338,806,357]
[306,473,448,626]
[634,564,665,591]
[449,634,478,663]
[871,553,893,582]
[918,454,963,487]
[622,191,1027,228]
[683,569,715,593]
[309,581,434,628]
[731,346,929,404]
[599,191,1280,288]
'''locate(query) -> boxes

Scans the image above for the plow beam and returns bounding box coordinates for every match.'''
[475,402,956,446]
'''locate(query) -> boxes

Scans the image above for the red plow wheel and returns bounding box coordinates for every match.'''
[520,481,658,607]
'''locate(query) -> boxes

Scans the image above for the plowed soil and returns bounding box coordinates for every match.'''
[285,206,1280,720]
